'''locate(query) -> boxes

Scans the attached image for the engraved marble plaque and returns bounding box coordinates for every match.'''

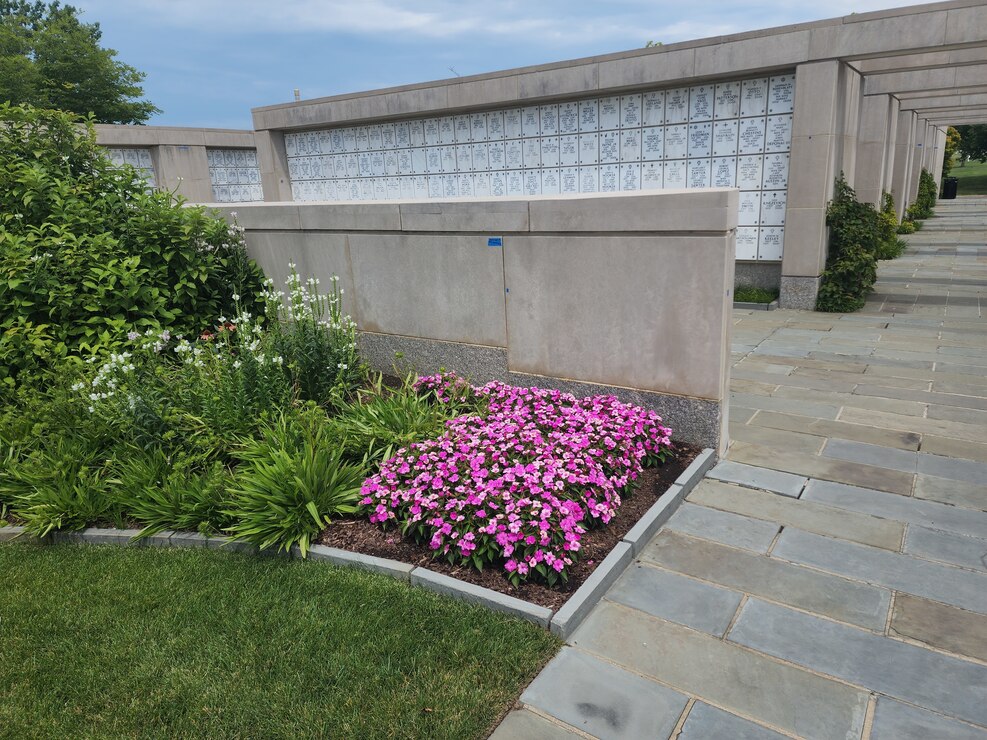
[356,127,370,151]
[458,173,474,197]
[409,120,426,147]
[474,172,491,197]
[342,128,357,152]
[581,98,602,131]
[374,178,387,200]
[318,132,332,154]
[642,161,662,189]
[400,176,416,199]
[426,147,442,173]
[522,106,540,138]
[385,177,401,200]
[455,115,471,143]
[361,179,376,200]
[504,109,523,139]
[737,155,762,190]
[559,135,579,167]
[758,227,784,260]
[411,148,427,174]
[559,102,579,134]
[620,94,642,128]
[368,126,383,150]
[690,86,713,122]
[579,166,599,193]
[765,115,793,153]
[414,175,429,199]
[688,158,711,189]
[490,171,507,197]
[330,129,345,153]
[712,157,736,188]
[440,117,457,145]
[456,144,472,172]
[561,167,579,194]
[579,133,599,165]
[741,78,768,117]
[620,162,641,191]
[358,152,374,178]
[540,105,560,136]
[760,191,787,225]
[768,76,795,114]
[383,150,399,176]
[441,145,457,173]
[600,164,619,192]
[688,123,712,158]
[540,137,561,168]
[470,113,488,142]
[471,143,490,171]
[739,191,761,225]
[600,131,620,163]
[713,120,739,156]
[523,138,541,168]
[664,125,688,159]
[524,169,541,195]
[397,149,413,175]
[541,169,561,195]
[642,126,664,161]
[643,91,664,126]
[505,139,523,169]
[663,159,686,188]
[507,170,524,196]
[370,151,385,176]
[427,175,442,199]
[736,227,759,260]
[487,111,505,140]
[762,153,790,190]
[394,122,410,149]
[380,123,396,149]
[738,117,766,154]
[488,141,506,170]
[284,135,298,158]
[443,174,459,198]
[424,119,440,146]
[665,88,689,124]
[348,179,363,200]
[620,129,642,162]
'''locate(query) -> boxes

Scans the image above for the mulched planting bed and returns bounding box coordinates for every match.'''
[319,442,698,610]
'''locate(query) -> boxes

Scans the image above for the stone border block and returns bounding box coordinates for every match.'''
[50,530,86,544]
[411,567,553,628]
[621,484,686,556]
[307,544,414,581]
[168,531,213,548]
[550,542,633,639]
[674,448,717,490]
[144,530,175,547]
[733,300,779,311]
[79,528,147,546]
[0,525,26,543]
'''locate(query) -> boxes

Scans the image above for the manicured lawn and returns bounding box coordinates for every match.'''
[0,543,560,739]
[951,160,987,195]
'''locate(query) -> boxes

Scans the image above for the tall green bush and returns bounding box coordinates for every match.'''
[905,169,938,221]
[0,103,263,394]
[816,175,880,312]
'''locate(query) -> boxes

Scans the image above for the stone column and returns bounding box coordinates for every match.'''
[932,127,947,192]
[891,110,917,218]
[255,130,294,201]
[154,145,214,203]
[882,97,900,208]
[908,119,927,204]
[855,94,895,207]
[780,60,858,310]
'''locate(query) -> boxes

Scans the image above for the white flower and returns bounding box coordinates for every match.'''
[232,293,240,301]
[233,360,241,369]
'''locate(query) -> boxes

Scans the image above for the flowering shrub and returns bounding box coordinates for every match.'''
[361,373,673,585]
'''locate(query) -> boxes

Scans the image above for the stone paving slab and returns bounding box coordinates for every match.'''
[727,422,826,455]
[705,460,806,497]
[821,437,918,473]
[641,530,892,631]
[606,563,743,637]
[891,593,987,663]
[520,647,688,740]
[729,599,987,728]
[489,709,585,739]
[772,528,987,614]
[747,410,922,450]
[803,479,987,538]
[913,474,987,511]
[663,503,780,554]
[838,406,986,444]
[915,451,987,485]
[689,480,903,550]
[920,434,987,463]
[677,702,787,740]
[905,525,987,572]
[729,393,842,419]
[870,698,987,740]
[570,602,869,740]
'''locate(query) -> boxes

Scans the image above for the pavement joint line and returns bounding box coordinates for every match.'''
[887,627,987,669]
[669,697,696,738]
[861,693,878,740]
[521,705,597,739]
[883,591,897,638]
[723,594,749,640]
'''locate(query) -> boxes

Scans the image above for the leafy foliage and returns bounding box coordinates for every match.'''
[734,285,778,304]
[817,175,880,312]
[906,169,938,221]
[955,124,987,164]
[0,1,158,123]
[0,103,264,394]
[942,126,961,179]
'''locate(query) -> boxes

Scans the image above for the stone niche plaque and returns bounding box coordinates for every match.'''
[504,109,523,139]
[765,115,793,153]
[621,129,642,162]
[440,117,456,145]
[523,138,541,168]
[737,155,763,190]
[424,119,440,146]
[458,173,474,197]
[713,120,739,156]
[522,106,540,138]
[598,97,619,131]
[762,153,790,190]
[356,127,371,151]
[488,141,507,170]
[663,159,686,188]
[642,161,662,189]
[343,128,357,152]
[690,86,714,122]
[542,169,561,194]
[385,177,400,199]
[561,167,579,193]
[490,171,507,197]
[540,105,559,136]
[507,170,524,196]
[620,94,642,128]
[600,164,619,192]
[739,117,766,154]
[425,147,441,173]
[643,91,664,126]
[758,227,784,261]
[579,133,599,165]
[470,113,488,142]
[505,139,524,169]
[541,137,561,168]
[559,103,579,134]
[739,191,762,225]
[397,149,413,175]
[600,131,620,163]
[642,126,664,160]
[455,115,471,143]
[688,158,712,189]
[369,125,384,150]
[471,143,489,171]
[384,150,399,176]
[620,162,641,190]
[664,125,688,159]
[665,88,689,124]
[582,98,603,131]
[414,175,429,199]
[487,111,505,140]
[688,123,712,158]
[713,157,737,188]
[456,144,472,172]
[768,75,795,115]
[579,166,599,193]
[736,227,759,260]
[741,78,768,117]
[474,172,491,197]
[442,174,459,198]
[524,169,541,195]
[559,135,579,167]
[760,191,787,225]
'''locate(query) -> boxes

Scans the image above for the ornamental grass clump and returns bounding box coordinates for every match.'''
[361,373,673,586]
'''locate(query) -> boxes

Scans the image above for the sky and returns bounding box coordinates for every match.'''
[72,0,921,129]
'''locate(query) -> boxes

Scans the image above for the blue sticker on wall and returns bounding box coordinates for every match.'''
[488,237,503,247]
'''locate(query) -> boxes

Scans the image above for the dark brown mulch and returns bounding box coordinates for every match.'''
[319,443,699,611]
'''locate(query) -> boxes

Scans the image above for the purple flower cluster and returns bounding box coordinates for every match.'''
[360,373,673,585]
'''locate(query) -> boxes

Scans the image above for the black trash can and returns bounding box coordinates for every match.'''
[942,177,959,199]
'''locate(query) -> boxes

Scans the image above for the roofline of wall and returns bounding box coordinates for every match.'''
[94,124,257,148]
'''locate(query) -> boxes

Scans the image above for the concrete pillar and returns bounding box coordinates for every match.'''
[932,127,947,192]
[154,145,214,203]
[256,130,294,201]
[780,60,858,310]
[908,119,927,204]
[855,94,894,207]
[882,97,900,208]
[891,111,917,217]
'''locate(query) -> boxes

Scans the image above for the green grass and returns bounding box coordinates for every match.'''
[950,159,987,195]
[734,285,779,304]
[0,543,561,739]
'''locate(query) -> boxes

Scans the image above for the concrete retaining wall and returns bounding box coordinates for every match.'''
[214,188,737,451]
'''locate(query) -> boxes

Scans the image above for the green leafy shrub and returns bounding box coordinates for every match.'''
[877,237,908,261]
[817,175,880,312]
[0,103,264,395]
[905,169,938,221]
[897,220,917,234]
[734,285,779,304]
[225,409,365,556]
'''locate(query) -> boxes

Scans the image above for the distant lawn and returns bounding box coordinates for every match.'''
[950,160,987,195]
[0,543,560,739]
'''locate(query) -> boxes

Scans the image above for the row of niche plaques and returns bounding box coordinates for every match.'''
[283,76,794,156]
[208,149,263,202]
[212,184,265,203]
[105,147,156,185]
[286,116,791,179]
[737,227,784,261]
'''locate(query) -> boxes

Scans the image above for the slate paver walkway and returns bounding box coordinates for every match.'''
[492,197,987,740]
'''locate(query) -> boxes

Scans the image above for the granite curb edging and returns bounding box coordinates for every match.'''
[0,448,714,634]
[733,300,779,311]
